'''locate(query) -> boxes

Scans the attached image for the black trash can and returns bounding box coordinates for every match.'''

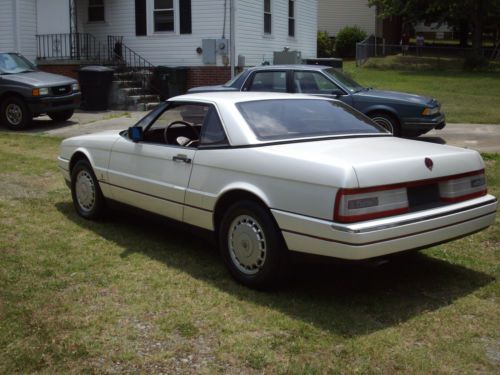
[304,58,343,70]
[152,66,188,100]
[78,65,114,110]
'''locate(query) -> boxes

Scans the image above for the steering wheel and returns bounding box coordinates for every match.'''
[163,120,199,146]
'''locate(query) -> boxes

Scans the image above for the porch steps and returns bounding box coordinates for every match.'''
[110,68,161,111]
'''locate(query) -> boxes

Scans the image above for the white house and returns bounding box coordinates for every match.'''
[318,0,379,37]
[2,1,317,73]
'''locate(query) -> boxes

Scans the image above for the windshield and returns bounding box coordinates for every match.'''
[323,68,364,93]
[0,53,36,74]
[237,99,386,141]
[223,70,246,87]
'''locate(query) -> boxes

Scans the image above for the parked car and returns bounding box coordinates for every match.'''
[189,65,446,137]
[58,92,496,289]
[0,52,81,130]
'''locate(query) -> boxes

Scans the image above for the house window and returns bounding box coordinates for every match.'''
[288,0,295,37]
[88,0,105,22]
[264,0,272,34]
[154,0,174,32]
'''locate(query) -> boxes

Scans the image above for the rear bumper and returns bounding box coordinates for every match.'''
[27,92,81,115]
[272,195,497,260]
[402,113,446,136]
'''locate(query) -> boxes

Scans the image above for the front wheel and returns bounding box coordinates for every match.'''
[0,96,31,130]
[369,112,400,136]
[48,109,74,122]
[219,201,288,289]
[71,160,105,219]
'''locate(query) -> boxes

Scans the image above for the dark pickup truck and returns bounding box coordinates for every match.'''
[0,52,81,130]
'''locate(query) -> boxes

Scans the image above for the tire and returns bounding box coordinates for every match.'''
[369,112,400,136]
[48,109,74,122]
[218,200,288,289]
[0,96,31,130]
[71,160,105,219]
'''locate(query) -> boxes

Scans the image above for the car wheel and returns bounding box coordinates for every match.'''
[48,109,74,122]
[369,112,400,136]
[219,200,288,289]
[71,160,105,219]
[0,96,31,130]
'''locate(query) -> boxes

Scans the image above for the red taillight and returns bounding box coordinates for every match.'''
[334,169,487,223]
[335,186,409,223]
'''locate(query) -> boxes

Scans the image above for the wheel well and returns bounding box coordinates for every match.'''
[366,109,400,125]
[69,152,90,174]
[213,190,268,232]
[0,92,25,107]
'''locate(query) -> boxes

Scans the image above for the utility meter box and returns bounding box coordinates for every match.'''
[202,39,216,64]
[216,38,228,54]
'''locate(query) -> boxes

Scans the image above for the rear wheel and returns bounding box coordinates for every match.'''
[369,112,400,136]
[0,96,31,130]
[48,109,74,122]
[219,200,288,289]
[71,160,105,219]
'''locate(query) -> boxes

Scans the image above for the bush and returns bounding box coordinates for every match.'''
[317,31,335,57]
[335,26,367,58]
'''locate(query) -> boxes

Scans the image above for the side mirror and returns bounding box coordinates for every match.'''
[331,89,344,97]
[128,126,143,142]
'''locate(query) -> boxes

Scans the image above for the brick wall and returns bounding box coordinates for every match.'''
[37,63,80,80]
[187,67,232,90]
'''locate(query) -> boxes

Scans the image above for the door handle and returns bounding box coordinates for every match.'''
[173,154,192,163]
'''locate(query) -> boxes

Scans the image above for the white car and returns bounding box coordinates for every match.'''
[58,92,497,289]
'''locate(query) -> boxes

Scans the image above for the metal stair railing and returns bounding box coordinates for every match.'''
[36,33,109,63]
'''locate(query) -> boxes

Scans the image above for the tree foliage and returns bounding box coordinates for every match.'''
[368,0,500,53]
[335,26,367,58]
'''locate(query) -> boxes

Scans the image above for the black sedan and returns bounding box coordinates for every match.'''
[188,65,446,137]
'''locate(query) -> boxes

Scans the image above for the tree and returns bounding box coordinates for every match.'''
[368,0,500,54]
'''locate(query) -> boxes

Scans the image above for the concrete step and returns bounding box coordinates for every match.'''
[144,102,161,111]
[120,87,151,96]
[114,80,143,88]
[128,94,161,103]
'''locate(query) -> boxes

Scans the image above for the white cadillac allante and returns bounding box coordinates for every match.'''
[59,92,497,289]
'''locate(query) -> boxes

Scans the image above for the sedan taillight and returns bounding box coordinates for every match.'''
[439,171,487,203]
[335,186,409,223]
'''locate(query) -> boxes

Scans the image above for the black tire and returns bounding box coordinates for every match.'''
[48,109,74,122]
[369,112,401,136]
[0,96,31,130]
[71,160,105,219]
[218,200,288,290]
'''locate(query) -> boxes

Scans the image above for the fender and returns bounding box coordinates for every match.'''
[362,104,400,120]
[215,182,273,209]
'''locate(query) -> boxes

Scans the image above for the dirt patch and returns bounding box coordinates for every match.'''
[0,172,62,200]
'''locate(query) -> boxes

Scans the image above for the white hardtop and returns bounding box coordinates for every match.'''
[168,91,328,105]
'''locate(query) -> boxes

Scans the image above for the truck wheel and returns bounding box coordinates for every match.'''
[48,109,74,122]
[219,200,288,290]
[0,96,31,130]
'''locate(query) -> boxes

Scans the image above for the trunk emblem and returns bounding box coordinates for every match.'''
[425,158,434,171]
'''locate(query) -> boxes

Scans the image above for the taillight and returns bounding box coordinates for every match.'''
[439,171,487,203]
[335,186,409,223]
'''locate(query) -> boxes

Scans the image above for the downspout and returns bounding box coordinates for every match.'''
[230,0,235,78]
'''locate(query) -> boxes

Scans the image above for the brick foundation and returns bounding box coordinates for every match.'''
[37,62,80,80]
[187,67,232,90]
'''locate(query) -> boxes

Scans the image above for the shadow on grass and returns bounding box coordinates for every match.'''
[56,201,494,337]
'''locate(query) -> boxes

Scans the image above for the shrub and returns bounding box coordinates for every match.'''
[335,26,367,58]
[317,31,335,57]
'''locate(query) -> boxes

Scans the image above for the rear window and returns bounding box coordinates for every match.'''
[237,99,386,141]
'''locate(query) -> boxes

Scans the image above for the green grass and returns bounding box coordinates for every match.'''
[0,133,499,374]
[344,57,500,124]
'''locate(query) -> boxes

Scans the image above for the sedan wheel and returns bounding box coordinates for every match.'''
[219,201,288,289]
[71,160,105,219]
[369,112,400,136]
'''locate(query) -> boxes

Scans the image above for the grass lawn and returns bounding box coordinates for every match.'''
[0,133,499,374]
[343,56,500,124]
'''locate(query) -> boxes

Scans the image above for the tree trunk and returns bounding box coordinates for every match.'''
[471,0,484,55]
[458,20,469,48]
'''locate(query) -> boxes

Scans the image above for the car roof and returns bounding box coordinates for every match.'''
[169,91,331,105]
[247,64,330,71]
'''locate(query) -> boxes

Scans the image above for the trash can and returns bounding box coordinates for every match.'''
[78,65,114,110]
[152,66,188,100]
[304,58,343,70]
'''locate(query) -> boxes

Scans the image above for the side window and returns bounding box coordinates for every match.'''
[200,107,228,146]
[294,71,340,94]
[142,103,209,146]
[88,0,105,22]
[248,71,287,92]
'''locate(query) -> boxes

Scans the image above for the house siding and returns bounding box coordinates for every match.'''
[235,0,317,65]
[318,0,375,37]
[0,0,36,62]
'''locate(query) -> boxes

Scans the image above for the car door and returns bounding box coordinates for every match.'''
[106,102,210,221]
[292,70,354,106]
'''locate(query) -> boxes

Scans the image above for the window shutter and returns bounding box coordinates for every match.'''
[135,0,147,36]
[179,0,192,34]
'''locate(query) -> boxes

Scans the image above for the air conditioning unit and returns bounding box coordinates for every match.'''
[273,49,302,64]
